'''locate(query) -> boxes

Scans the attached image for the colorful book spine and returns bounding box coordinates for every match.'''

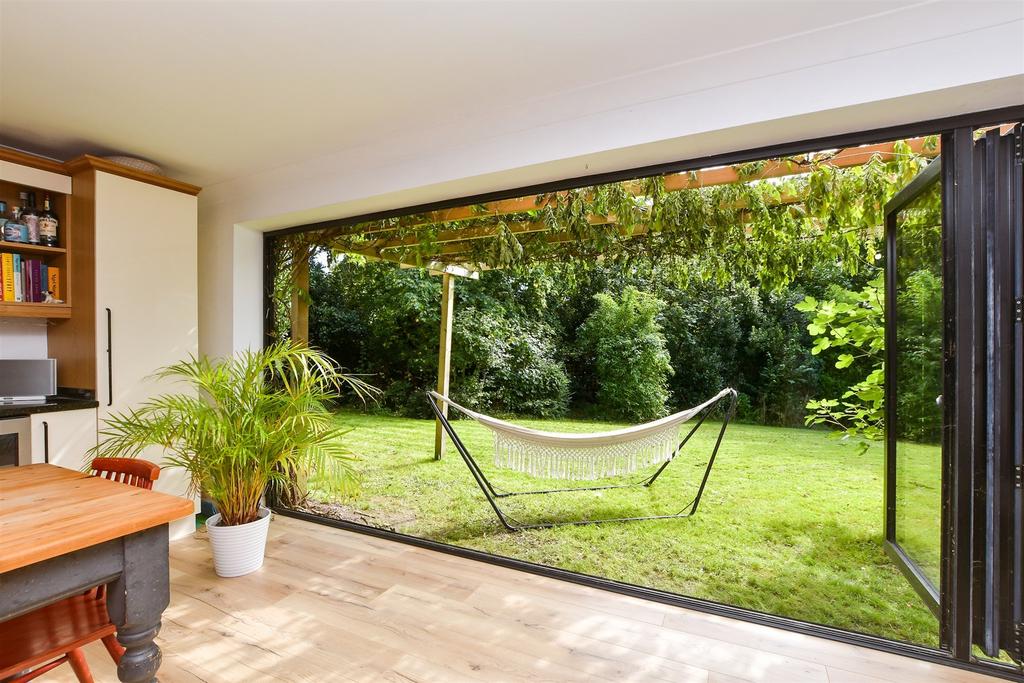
[13,254,23,302]
[1,253,14,302]
[47,266,60,300]
[30,260,42,303]
[22,258,31,302]
[23,257,33,302]
[40,264,48,298]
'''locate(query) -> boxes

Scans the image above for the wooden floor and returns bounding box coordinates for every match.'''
[53,515,994,682]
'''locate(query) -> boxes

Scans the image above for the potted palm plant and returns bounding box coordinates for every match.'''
[92,342,377,577]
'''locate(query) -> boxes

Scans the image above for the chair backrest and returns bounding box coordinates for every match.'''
[89,457,161,490]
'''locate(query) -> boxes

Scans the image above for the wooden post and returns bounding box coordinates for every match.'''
[434,272,455,459]
[289,248,310,344]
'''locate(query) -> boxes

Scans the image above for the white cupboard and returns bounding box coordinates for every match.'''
[91,170,199,540]
[30,408,97,470]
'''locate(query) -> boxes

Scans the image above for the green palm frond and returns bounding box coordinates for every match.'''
[92,341,378,526]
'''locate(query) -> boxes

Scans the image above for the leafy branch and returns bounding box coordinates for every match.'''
[795,274,885,452]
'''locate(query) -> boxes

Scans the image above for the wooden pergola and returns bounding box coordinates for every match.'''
[283,137,937,457]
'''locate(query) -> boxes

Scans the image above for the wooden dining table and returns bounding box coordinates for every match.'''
[0,464,194,682]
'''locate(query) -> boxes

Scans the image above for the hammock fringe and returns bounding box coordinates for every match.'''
[431,388,734,481]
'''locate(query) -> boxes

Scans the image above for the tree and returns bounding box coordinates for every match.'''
[577,287,673,421]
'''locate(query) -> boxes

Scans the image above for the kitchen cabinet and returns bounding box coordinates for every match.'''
[30,408,97,470]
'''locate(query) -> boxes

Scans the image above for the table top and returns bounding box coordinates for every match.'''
[0,464,194,573]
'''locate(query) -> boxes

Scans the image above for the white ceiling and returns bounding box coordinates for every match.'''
[5,0,1019,191]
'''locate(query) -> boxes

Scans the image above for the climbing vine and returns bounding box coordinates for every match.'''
[277,137,936,295]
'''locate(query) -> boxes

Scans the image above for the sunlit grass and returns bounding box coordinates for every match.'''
[306,409,941,646]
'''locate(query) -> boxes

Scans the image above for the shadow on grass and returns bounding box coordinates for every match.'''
[397,503,939,645]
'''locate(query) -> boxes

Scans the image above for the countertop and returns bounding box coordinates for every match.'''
[0,396,99,419]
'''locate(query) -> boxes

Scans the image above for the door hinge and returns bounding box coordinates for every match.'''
[1016,131,1024,163]
[1017,464,1024,489]
[1016,297,1024,323]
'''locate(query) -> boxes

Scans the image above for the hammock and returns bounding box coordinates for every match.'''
[430,388,734,481]
[428,388,738,530]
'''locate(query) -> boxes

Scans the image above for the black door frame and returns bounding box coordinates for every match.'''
[264,105,1024,680]
[882,156,943,618]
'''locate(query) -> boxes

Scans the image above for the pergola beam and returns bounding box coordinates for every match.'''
[371,188,809,261]
[330,137,936,240]
[370,214,618,252]
[318,136,936,272]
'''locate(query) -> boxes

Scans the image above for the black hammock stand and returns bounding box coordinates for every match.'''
[428,389,738,531]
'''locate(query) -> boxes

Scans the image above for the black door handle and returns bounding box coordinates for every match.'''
[42,420,49,464]
[106,307,113,407]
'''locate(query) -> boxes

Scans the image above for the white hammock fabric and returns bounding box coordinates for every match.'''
[429,388,734,481]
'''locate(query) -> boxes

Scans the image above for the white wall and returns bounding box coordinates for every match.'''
[0,319,47,359]
[197,9,1024,358]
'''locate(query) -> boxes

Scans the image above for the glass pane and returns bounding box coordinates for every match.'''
[893,177,943,588]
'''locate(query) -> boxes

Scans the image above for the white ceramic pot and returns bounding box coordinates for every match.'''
[206,507,271,577]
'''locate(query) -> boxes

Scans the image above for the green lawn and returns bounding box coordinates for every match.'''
[895,442,942,588]
[303,409,940,646]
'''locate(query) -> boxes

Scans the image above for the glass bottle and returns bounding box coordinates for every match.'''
[21,192,40,244]
[38,195,58,247]
[4,195,28,242]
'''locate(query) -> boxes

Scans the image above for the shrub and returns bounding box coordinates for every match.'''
[452,308,570,418]
[577,287,673,421]
[310,259,570,418]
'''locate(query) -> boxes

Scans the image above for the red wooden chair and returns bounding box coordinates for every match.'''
[90,457,161,490]
[0,458,160,682]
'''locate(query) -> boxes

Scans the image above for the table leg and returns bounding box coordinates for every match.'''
[105,525,171,683]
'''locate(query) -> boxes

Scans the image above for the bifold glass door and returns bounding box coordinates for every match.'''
[884,158,943,613]
[968,125,1022,662]
[886,124,1023,664]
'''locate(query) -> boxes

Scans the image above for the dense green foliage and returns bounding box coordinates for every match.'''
[308,256,871,427]
[286,137,938,433]
[285,140,933,290]
[309,259,571,418]
[798,275,886,448]
[894,269,942,442]
[577,287,673,421]
[797,173,942,448]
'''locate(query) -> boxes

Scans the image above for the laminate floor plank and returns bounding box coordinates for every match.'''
[41,515,992,682]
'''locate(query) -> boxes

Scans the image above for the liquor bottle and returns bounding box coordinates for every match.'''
[38,195,59,247]
[21,192,40,244]
[4,196,28,242]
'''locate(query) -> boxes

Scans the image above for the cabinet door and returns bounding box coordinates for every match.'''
[94,171,198,538]
[94,171,198,415]
[30,408,97,471]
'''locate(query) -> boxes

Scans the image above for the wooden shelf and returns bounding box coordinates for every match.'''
[1,175,71,320]
[0,242,66,256]
[0,302,71,319]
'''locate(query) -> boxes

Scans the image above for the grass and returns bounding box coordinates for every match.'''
[895,441,942,587]
[305,408,941,646]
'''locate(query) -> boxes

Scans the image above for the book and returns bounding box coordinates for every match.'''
[13,254,23,302]
[40,264,48,298]
[1,253,14,302]
[47,266,60,300]
[22,257,31,302]
[23,258,33,303]
[30,260,42,303]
